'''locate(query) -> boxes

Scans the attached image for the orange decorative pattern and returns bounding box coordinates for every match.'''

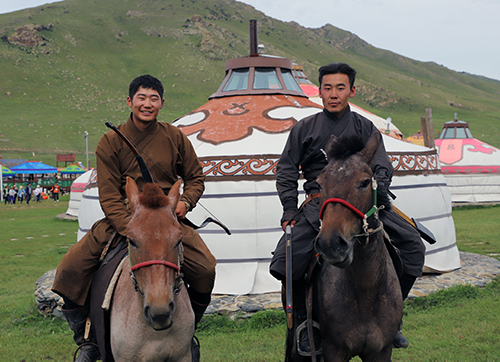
[200,156,279,180]
[177,95,317,145]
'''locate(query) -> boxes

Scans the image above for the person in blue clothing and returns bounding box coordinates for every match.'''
[18,186,26,203]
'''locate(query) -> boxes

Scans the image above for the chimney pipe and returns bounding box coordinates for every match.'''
[250,20,258,57]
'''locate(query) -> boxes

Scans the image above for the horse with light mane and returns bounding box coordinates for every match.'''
[109,177,194,361]
[312,133,403,362]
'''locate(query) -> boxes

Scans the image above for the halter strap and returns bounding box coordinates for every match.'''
[128,243,184,296]
[318,178,381,238]
[319,198,365,220]
[130,260,180,272]
[319,178,378,221]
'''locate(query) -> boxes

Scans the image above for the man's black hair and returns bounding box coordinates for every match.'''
[129,74,164,100]
[318,63,356,90]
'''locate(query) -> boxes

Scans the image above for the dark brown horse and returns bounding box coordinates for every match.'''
[312,133,403,361]
[110,177,194,361]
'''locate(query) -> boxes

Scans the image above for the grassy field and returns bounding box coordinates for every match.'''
[0,199,499,361]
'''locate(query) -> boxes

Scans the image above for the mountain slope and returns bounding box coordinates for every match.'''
[0,0,499,164]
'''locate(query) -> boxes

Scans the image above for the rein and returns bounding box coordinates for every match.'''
[319,178,383,239]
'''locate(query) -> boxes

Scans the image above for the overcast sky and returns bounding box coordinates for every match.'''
[1,0,498,81]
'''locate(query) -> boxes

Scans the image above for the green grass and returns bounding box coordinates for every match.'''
[0,196,78,360]
[452,204,500,261]
[392,280,500,361]
[1,202,500,361]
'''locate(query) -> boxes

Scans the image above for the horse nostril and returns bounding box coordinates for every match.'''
[144,305,151,321]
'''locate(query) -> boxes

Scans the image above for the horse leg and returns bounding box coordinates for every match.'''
[360,345,393,362]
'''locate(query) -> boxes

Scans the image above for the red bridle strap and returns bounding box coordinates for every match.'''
[131,260,180,272]
[319,198,366,220]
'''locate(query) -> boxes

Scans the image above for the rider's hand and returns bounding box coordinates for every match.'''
[280,210,298,232]
[281,219,297,232]
[175,201,188,219]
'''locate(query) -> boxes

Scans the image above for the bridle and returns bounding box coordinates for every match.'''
[128,241,185,297]
[319,177,384,241]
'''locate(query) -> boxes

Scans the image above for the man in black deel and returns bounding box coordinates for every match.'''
[269,62,425,355]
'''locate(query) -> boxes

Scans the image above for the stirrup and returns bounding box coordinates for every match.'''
[73,342,100,362]
[296,320,323,357]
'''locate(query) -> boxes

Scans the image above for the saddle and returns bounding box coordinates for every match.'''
[89,240,128,362]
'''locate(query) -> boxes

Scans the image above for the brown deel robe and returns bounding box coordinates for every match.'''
[53,115,216,305]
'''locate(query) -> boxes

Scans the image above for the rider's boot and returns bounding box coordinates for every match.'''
[393,272,416,349]
[292,281,322,357]
[188,289,212,362]
[393,321,409,349]
[62,304,101,362]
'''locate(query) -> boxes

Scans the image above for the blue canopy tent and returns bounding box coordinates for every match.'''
[10,161,58,174]
[60,164,86,175]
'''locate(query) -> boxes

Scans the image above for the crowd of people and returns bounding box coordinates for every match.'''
[2,182,63,204]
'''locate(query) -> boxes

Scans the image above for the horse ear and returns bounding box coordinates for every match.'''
[167,179,182,208]
[126,177,140,212]
[324,134,338,160]
[360,133,381,164]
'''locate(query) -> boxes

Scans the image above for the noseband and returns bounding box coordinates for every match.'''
[131,260,180,273]
[129,242,184,296]
[319,178,383,240]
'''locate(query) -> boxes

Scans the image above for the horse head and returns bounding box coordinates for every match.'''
[315,133,381,268]
[125,177,183,331]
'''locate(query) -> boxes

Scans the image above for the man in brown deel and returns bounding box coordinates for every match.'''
[52,74,216,362]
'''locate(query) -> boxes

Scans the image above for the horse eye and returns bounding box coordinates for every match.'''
[360,179,371,189]
[127,237,138,249]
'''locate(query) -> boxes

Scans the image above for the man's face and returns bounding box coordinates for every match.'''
[127,86,164,125]
[319,73,356,117]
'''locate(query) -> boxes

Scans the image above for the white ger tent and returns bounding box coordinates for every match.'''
[65,170,92,217]
[77,169,104,241]
[435,117,500,203]
[76,50,460,295]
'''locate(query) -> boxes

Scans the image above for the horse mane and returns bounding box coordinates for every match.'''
[327,134,392,209]
[139,183,170,209]
[326,134,365,161]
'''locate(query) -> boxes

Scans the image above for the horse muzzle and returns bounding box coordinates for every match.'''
[144,301,175,331]
[315,232,354,268]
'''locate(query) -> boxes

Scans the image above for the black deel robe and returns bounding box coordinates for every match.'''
[270,106,425,281]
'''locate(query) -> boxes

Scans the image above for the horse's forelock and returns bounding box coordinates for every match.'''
[327,135,366,161]
[139,183,170,209]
